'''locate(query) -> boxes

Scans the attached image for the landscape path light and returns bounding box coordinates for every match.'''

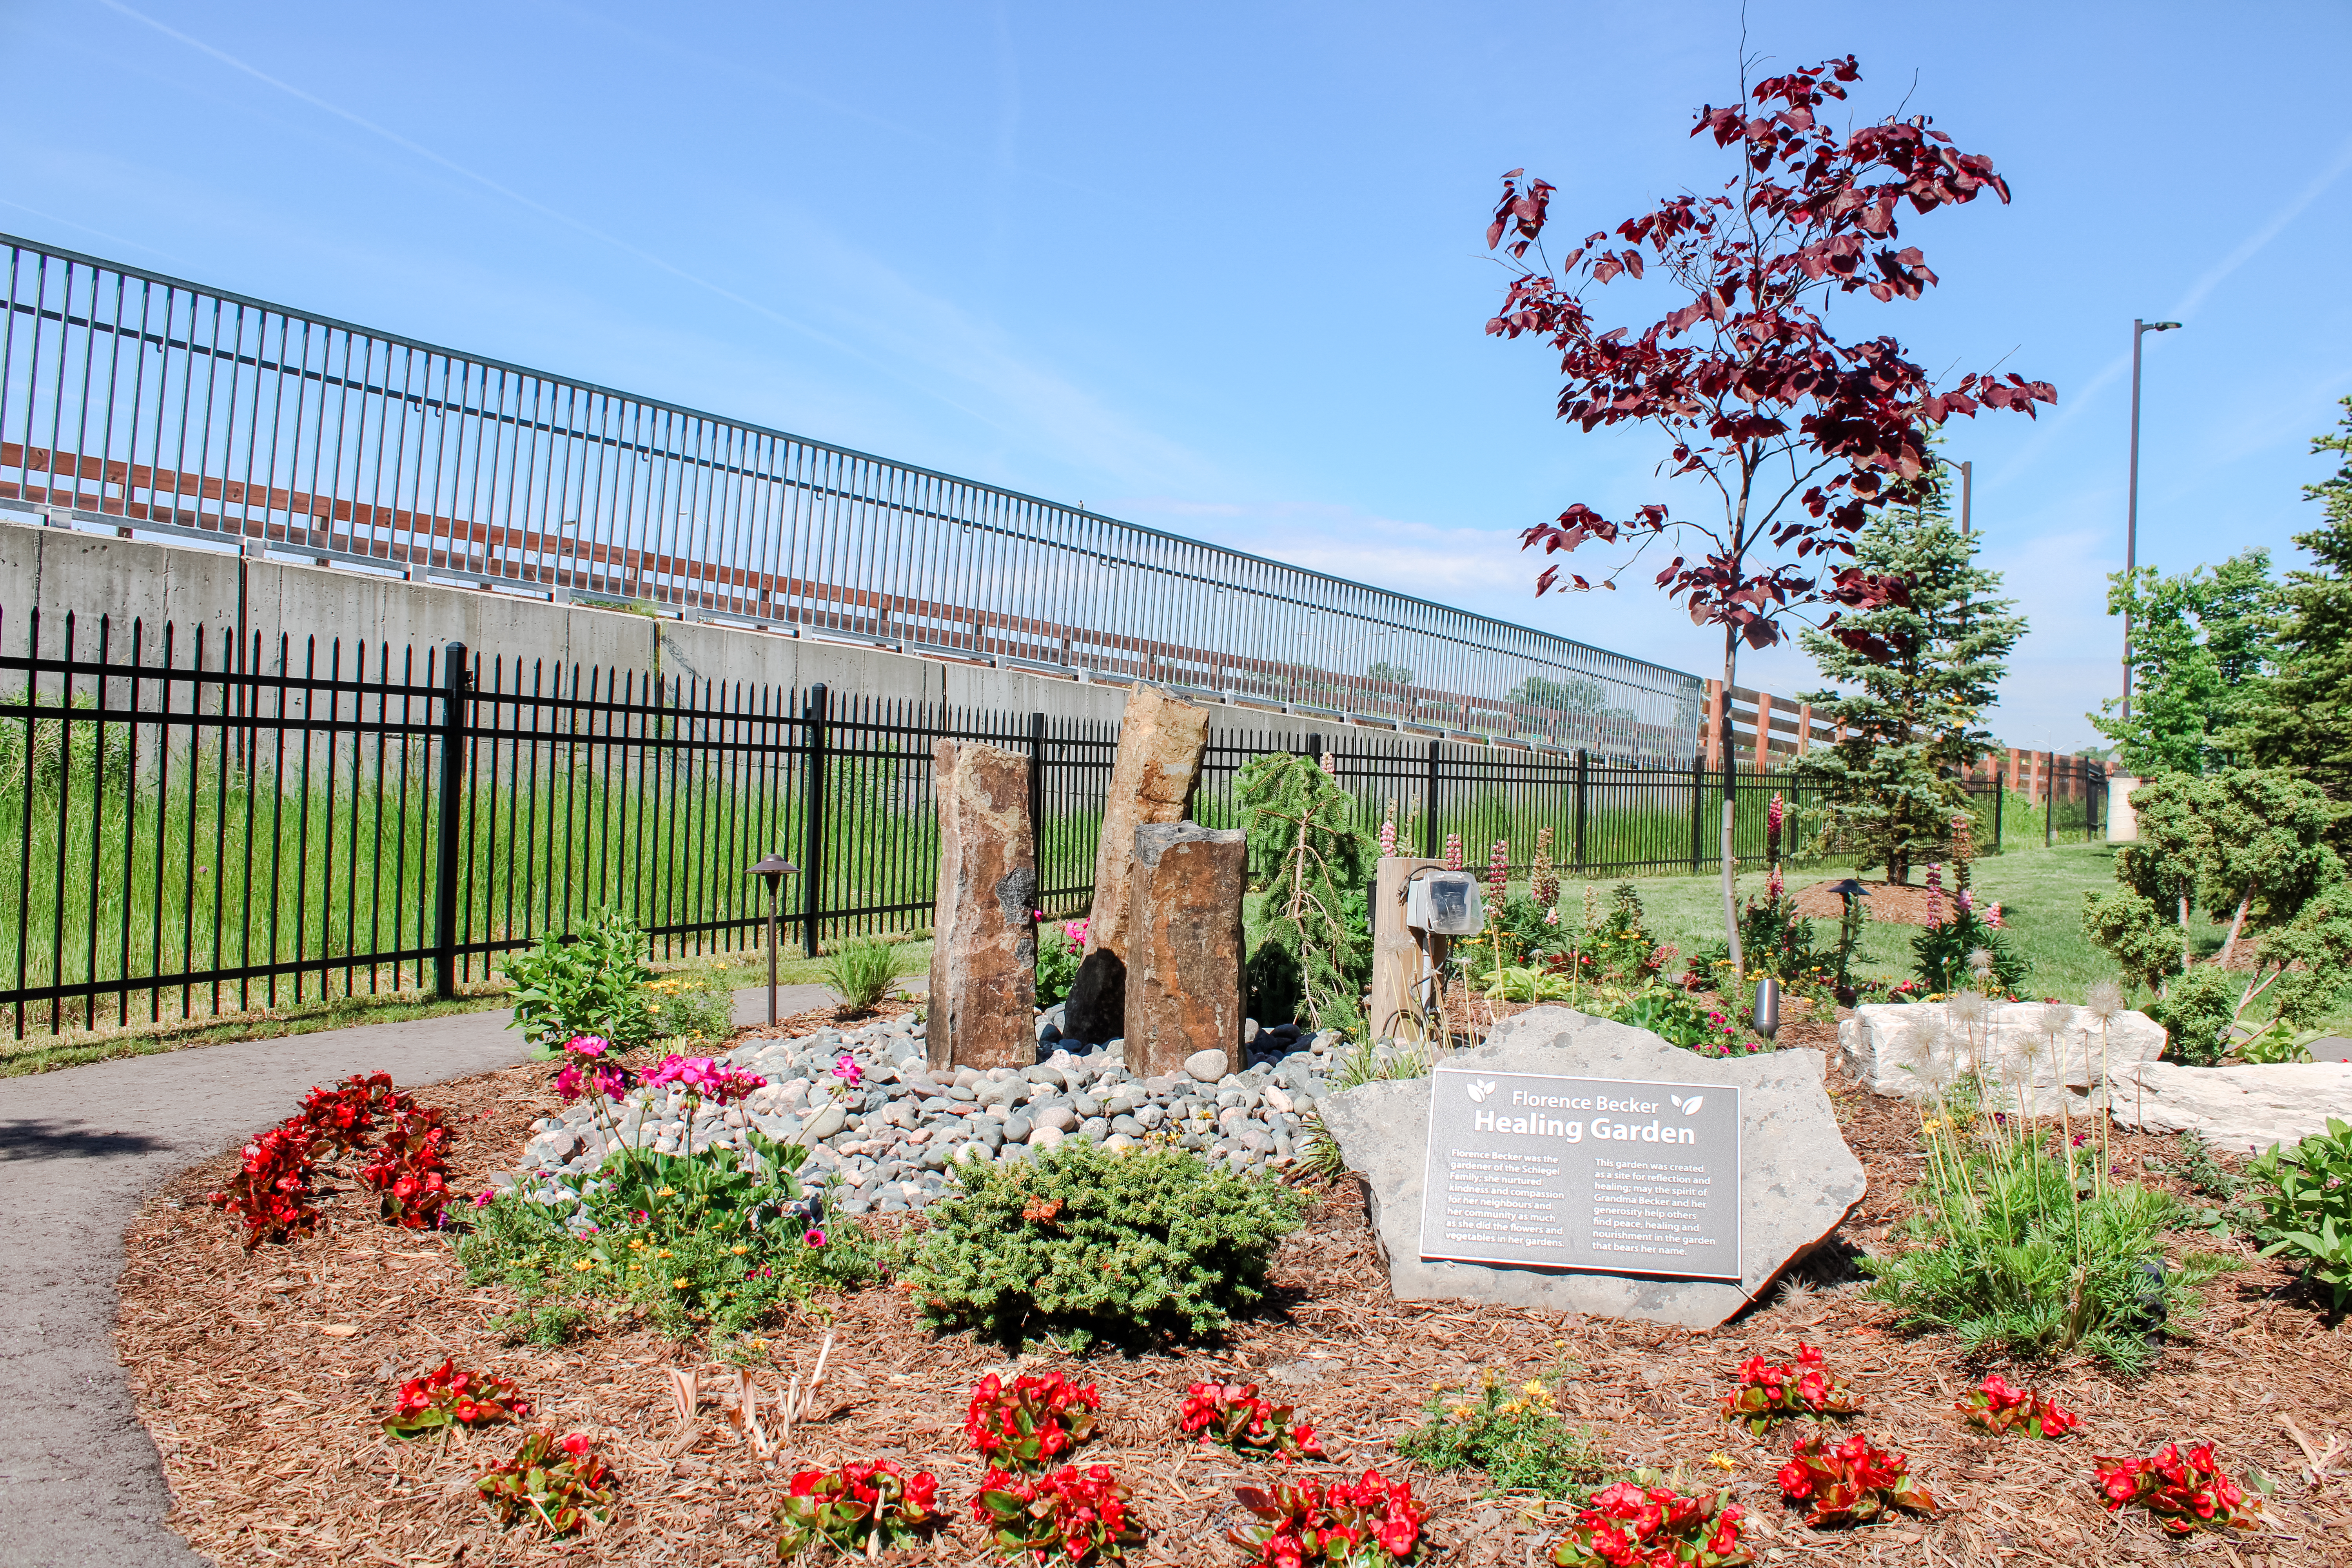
[749,853,799,1026]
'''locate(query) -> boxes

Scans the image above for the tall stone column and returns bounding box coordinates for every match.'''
[1126,822,1247,1080]
[927,740,1037,1071]
[1062,686,1209,1043]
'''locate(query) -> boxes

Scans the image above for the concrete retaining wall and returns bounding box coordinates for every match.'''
[0,517,1429,752]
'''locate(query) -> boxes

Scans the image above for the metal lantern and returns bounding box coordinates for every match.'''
[1751,975,1781,1042]
[749,853,799,1026]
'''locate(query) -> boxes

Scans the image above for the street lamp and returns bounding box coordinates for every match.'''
[749,853,799,1026]
[2123,318,2183,722]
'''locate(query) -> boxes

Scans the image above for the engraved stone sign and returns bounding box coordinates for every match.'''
[1420,1065,1741,1280]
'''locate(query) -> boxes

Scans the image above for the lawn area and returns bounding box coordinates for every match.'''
[1606,842,2352,1031]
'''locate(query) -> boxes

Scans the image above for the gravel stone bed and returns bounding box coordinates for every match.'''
[495,1007,1348,1217]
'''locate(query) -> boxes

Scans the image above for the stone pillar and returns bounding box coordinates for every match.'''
[1063,686,1210,1044]
[1368,855,1444,1045]
[926,740,1037,1071]
[1125,822,1247,1080]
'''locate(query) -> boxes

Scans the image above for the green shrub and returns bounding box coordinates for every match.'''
[2247,1117,2352,1316]
[1860,1102,2227,1374]
[1036,921,1082,1007]
[640,966,736,1044]
[897,1142,1308,1352]
[457,1135,872,1339]
[1395,1364,1607,1499]
[501,906,655,1049]
[2149,964,2239,1067]
[823,936,900,1013]
[1912,901,2028,996]
[2235,1018,2318,1065]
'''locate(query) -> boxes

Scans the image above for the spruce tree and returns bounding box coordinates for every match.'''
[2244,397,2352,800]
[2091,551,2278,777]
[1795,472,2026,883]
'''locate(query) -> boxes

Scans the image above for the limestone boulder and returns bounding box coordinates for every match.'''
[2107,1060,2352,1153]
[1063,687,1208,1042]
[1840,1002,2166,1115]
[926,741,1036,1071]
[1125,822,1247,1080]
[1321,1006,1866,1330]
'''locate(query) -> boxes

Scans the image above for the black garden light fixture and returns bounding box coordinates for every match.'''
[749,853,799,1026]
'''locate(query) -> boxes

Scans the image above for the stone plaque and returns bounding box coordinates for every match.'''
[1418,1064,1742,1281]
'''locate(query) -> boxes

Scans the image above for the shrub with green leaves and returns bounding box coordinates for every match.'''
[1036,921,1083,1007]
[822,936,900,1013]
[897,1142,1307,1351]
[1394,1365,1607,1499]
[639,966,736,1044]
[2247,1117,2352,1316]
[2147,964,2240,1067]
[502,906,655,1049]
[457,1135,872,1340]
[1860,1115,2227,1374]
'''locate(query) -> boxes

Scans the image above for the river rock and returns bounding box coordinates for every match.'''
[2107,1059,2352,1152]
[1125,821,1247,1079]
[1840,1001,2167,1114]
[1321,1005,1864,1330]
[926,740,1037,1071]
[1063,687,1209,1043]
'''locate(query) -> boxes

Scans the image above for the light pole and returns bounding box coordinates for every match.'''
[2123,318,2182,721]
[749,853,799,1025]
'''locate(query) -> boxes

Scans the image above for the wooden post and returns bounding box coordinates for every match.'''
[1370,855,1446,1045]
[1754,691,1774,773]
[1796,701,1813,758]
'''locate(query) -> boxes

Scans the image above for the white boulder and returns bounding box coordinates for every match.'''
[1839,1002,2167,1115]
[2107,1060,2352,1153]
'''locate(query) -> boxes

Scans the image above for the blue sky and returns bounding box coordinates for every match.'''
[4,0,2348,754]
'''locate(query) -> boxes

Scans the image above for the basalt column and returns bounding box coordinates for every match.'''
[927,740,1038,1071]
[1125,822,1248,1080]
[1062,686,1209,1043]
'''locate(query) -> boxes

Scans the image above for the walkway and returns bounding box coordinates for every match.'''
[0,1010,527,1568]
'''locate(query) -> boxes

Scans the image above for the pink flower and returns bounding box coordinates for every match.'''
[559,1432,592,1457]
[1986,901,2004,929]
[833,1054,862,1086]
[563,1035,611,1058]
[804,1227,828,1248]
[1378,820,1397,857]
[1544,906,1559,926]
[1444,833,1462,871]
[1063,917,1090,948]
[471,1190,497,1209]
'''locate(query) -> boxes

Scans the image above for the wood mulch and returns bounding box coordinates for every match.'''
[1791,880,1952,927]
[117,1034,2352,1566]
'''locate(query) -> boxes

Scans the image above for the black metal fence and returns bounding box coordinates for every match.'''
[1,612,2067,1039]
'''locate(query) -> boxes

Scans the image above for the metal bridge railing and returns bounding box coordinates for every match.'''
[0,233,1702,765]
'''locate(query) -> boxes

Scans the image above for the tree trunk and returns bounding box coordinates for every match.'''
[1719,622,1743,987]
[2217,887,2252,971]
[2179,894,2192,973]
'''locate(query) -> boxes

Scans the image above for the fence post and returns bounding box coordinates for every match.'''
[1689,755,1704,875]
[2044,752,2056,849]
[1423,739,1441,857]
[801,683,829,958]
[1572,748,1588,873]
[1028,710,1046,891]
[1993,774,2004,853]
[432,642,469,1000]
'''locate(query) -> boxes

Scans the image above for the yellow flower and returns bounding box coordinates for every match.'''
[657,1187,677,1198]
[1707,1452,1737,1472]
[1449,1405,1476,1422]
[573,1258,596,1272]
[628,1238,645,1250]
[1522,1380,1550,1401]
[658,1249,673,1258]
[673,1277,691,1290]
[731,1245,749,1256]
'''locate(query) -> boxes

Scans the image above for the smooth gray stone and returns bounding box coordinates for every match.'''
[1023,1064,1068,1089]
[1319,1005,1866,1332]
[1002,1114,1034,1143]
[1079,1117,1110,1140]
[1111,1114,1145,1137]
[1032,1104,1079,1134]
[800,1103,848,1141]
[1184,1048,1229,1083]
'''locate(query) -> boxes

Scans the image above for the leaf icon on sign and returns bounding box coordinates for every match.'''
[1465,1079,1499,1104]
[1678,1095,1704,1116]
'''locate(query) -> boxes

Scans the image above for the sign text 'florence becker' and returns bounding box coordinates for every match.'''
[1417,1065,1742,1281]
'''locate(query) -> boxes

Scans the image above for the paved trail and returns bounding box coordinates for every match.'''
[0,1013,527,1568]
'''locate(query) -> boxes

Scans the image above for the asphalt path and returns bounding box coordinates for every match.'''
[0,1011,527,1568]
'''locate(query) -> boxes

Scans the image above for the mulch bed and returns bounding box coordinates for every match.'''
[1791,880,1951,927]
[117,1025,2352,1566]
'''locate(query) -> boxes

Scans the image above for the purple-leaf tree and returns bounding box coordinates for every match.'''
[1484,53,2055,980]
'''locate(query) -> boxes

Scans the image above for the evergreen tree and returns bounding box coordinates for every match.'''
[2243,396,2352,800]
[1795,474,2026,883]
[2091,552,2279,776]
